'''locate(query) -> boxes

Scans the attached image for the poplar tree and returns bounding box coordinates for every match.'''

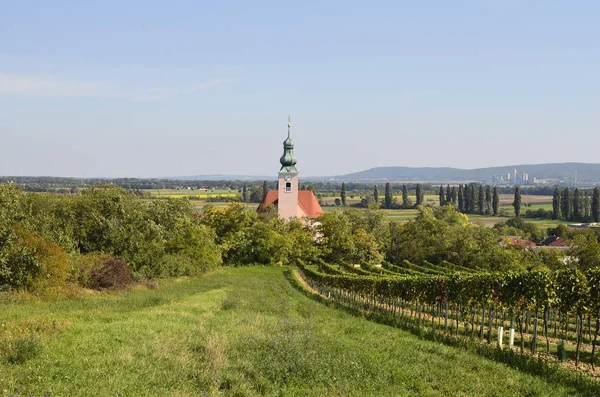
[451,186,457,207]
[513,185,521,217]
[561,187,571,220]
[445,184,452,205]
[373,185,379,204]
[573,188,581,221]
[478,185,485,215]
[242,183,248,202]
[439,185,445,206]
[492,186,499,215]
[469,185,476,214]
[402,184,409,208]
[463,185,471,213]
[485,185,492,215]
[458,185,464,212]
[341,182,347,206]
[415,184,424,206]
[552,187,560,220]
[384,182,392,209]
[583,191,591,219]
[262,180,268,199]
[593,187,600,222]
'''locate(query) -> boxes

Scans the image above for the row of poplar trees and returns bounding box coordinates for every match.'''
[550,186,600,222]
[439,184,501,215]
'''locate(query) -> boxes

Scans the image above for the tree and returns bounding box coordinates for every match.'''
[513,185,521,217]
[373,185,379,204]
[341,182,347,206]
[478,185,485,215]
[583,191,591,219]
[469,184,476,214]
[242,183,248,202]
[384,182,393,209]
[485,185,492,215]
[561,188,571,220]
[249,186,264,203]
[573,188,581,222]
[451,186,457,207]
[593,187,600,222]
[415,184,424,206]
[439,185,445,206]
[262,181,268,199]
[492,186,499,216]
[445,184,452,205]
[458,185,464,212]
[402,184,409,208]
[552,187,560,220]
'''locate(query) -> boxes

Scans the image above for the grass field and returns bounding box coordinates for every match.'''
[0,268,587,396]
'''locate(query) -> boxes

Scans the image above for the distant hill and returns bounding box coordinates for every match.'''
[333,163,600,183]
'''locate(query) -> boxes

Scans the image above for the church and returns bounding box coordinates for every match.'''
[260,119,323,221]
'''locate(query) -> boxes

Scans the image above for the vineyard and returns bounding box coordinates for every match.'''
[297,259,600,376]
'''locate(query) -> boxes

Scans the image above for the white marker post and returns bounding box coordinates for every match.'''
[509,328,515,349]
[497,326,503,349]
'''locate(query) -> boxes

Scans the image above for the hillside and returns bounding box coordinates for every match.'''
[335,162,600,183]
[0,267,585,396]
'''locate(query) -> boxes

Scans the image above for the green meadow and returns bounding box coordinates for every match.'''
[0,268,587,396]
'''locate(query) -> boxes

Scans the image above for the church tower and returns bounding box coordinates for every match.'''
[277,116,299,219]
[260,117,323,221]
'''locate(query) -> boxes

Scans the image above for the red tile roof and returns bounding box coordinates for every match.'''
[260,189,323,218]
[298,190,324,218]
[262,190,278,206]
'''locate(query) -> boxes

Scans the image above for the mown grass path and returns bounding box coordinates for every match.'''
[0,267,587,396]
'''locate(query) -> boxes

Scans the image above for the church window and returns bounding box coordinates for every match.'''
[285,182,292,192]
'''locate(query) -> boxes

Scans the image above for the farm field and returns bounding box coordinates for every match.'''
[321,194,566,228]
[0,267,584,396]
[143,188,239,199]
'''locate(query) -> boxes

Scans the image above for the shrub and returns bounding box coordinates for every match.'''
[88,258,133,290]
[0,226,70,292]
[70,253,114,287]
[153,254,196,277]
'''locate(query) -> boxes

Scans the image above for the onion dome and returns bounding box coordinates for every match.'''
[279,116,298,172]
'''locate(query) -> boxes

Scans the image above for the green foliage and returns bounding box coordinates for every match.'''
[384,182,392,209]
[415,183,424,206]
[513,185,522,217]
[561,188,571,220]
[402,184,409,208]
[593,187,600,222]
[317,210,384,267]
[492,186,499,216]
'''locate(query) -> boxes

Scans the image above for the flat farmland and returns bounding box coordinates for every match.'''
[143,189,238,199]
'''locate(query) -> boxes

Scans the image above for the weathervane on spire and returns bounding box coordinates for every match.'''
[287,115,291,137]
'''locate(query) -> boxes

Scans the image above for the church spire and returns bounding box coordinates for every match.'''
[279,115,297,173]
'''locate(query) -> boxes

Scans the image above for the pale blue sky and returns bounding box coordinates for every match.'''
[1,1,598,177]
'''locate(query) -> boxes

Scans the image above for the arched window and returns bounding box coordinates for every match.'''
[285,182,292,192]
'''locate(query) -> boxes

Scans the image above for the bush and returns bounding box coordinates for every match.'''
[0,226,70,292]
[88,258,133,290]
[153,254,196,277]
